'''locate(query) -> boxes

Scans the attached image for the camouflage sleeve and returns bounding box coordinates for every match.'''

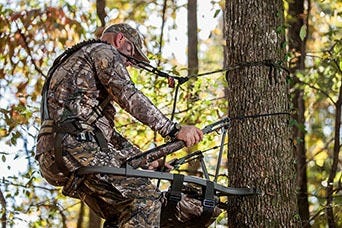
[91,44,174,137]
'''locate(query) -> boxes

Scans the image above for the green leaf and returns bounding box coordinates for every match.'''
[299,25,307,41]
[1,155,5,162]
[213,9,220,18]
[289,118,298,127]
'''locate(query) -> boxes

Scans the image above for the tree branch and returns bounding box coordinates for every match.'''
[295,78,336,105]
[2,179,56,192]
[0,189,6,228]
[157,0,168,67]
[96,0,107,27]
[14,22,46,78]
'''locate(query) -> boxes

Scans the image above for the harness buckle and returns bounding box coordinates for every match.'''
[203,199,215,208]
[56,118,83,135]
[77,132,87,141]
[76,132,95,142]
[168,193,182,203]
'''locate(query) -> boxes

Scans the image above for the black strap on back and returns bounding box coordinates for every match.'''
[93,127,110,152]
[54,133,69,175]
[41,39,110,120]
[40,40,113,174]
[49,117,111,175]
[52,118,86,175]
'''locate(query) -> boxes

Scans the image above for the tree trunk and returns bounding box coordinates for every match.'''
[326,53,342,228]
[292,89,309,226]
[224,1,298,227]
[287,0,310,226]
[96,0,107,27]
[187,0,198,76]
[156,0,168,68]
[185,0,201,175]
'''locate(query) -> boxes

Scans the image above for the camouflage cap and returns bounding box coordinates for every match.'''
[102,23,149,63]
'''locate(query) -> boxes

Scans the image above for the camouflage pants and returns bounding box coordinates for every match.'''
[37,132,161,227]
[37,132,222,227]
[71,174,161,227]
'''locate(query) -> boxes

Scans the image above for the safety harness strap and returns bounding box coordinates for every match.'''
[51,119,86,175]
[37,40,118,177]
[198,180,215,224]
[168,174,184,203]
[160,174,184,222]
[93,127,110,152]
[54,132,69,175]
[54,118,109,174]
[41,39,110,121]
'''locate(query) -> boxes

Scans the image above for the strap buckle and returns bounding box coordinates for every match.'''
[203,199,215,208]
[75,132,95,142]
[77,132,88,141]
[168,192,182,202]
[56,118,83,134]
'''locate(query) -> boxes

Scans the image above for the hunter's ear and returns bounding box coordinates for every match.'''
[114,32,125,48]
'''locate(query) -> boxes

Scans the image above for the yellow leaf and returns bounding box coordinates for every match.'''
[0,129,8,137]
[315,149,328,167]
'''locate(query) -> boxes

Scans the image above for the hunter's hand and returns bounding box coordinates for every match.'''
[176,125,203,147]
[147,159,173,171]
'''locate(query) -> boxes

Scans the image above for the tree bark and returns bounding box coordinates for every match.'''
[156,0,168,68]
[326,49,342,228]
[187,0,198,76]
[224,0,298,226]
[185,0,201,175]
[96,0,107,27]
[287,0,310,226]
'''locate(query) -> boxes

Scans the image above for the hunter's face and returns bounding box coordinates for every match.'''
[118,37,135,67]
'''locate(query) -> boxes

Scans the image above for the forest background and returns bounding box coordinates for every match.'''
[0,0,341,227]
